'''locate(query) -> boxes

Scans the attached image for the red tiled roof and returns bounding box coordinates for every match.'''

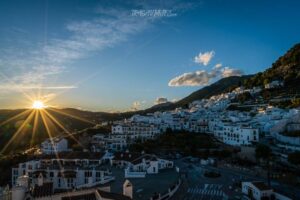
[61,193,96,200]
[97,190,131,200]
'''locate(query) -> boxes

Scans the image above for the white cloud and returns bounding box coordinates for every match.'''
[1,2,187,93]
[194,51,215,66]
[131,101,141,111]
[169,49,244,87]
[168,70,218,87]
[214,63,222,69]
[221,67,244,77]
[168,66,243,87]
[155,97,168,105]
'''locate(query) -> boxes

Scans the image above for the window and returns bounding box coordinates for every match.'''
[58,178,61,187]
[85,171,92,177]
[67,178,73,188]
[96,172,101,177]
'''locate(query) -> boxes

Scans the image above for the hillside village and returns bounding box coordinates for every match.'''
[1,44,300,200]
[1,79,300,200]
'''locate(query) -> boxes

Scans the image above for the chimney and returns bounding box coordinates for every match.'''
[123,179,133,199]
[38,173,44,186]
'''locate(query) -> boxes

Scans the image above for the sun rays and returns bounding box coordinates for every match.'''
[0,98,95,155]
[32,100,46,109]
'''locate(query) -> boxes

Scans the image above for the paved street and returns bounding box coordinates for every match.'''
[186,183,225,200]
[107,167,179,200]
[171,158,300,200]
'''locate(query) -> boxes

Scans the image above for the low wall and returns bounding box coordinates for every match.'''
[76,176,115,189]
[274,132,300,146]
[124,169,146,178]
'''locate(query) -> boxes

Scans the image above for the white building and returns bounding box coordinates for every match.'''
[214,124,259,146]
[242,181,291,200]
[91,133,128,152]
[40,137,69,154]
[265,80,284,89]
[110,152,173,178]
[12,152,114,190]
[112,122,161,141]
[270,113,300,151]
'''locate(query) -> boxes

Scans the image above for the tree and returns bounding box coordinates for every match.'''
[236,92,253,103]
[255,144,272,160]
[291,98,300,108]
[288,151,300,165]
[255,144,272,186]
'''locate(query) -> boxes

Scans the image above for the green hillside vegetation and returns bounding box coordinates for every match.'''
[129,130,219,157]
[244,43,300,91]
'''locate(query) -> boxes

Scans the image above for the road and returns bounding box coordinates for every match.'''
[171,158,300,200]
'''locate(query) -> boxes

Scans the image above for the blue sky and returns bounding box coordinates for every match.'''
[0,0,299,111]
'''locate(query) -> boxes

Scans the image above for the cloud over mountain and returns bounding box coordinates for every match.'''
[155,97,169,104]
[169,50,243,87]
[168,70,218,86]
[221,67,243,77]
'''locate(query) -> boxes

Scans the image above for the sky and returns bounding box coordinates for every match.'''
[0,0,300,112]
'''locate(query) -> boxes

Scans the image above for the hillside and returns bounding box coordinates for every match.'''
[244,43,300,91]
[1,43,300,155]
[175,75,252,107]
[140,75,252,112]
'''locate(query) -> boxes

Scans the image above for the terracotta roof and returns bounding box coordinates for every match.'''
[61,193,96,200]
[252,182,272,191]
[97,190,131,200]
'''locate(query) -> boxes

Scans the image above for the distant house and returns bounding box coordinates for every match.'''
[265,80,284,89]
[91,133,128,152]
[242,181,291,200]
[41,137,69,154]
[110,152,173,178]
[111,122,161,143]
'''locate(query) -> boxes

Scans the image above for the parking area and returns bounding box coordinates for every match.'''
[186,184,225,200]
[171,159,255,200]
[107,167,180,200]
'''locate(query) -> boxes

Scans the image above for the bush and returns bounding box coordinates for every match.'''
[288,151,300,165]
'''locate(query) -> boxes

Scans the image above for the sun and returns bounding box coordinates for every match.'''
[32,100,46,109]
